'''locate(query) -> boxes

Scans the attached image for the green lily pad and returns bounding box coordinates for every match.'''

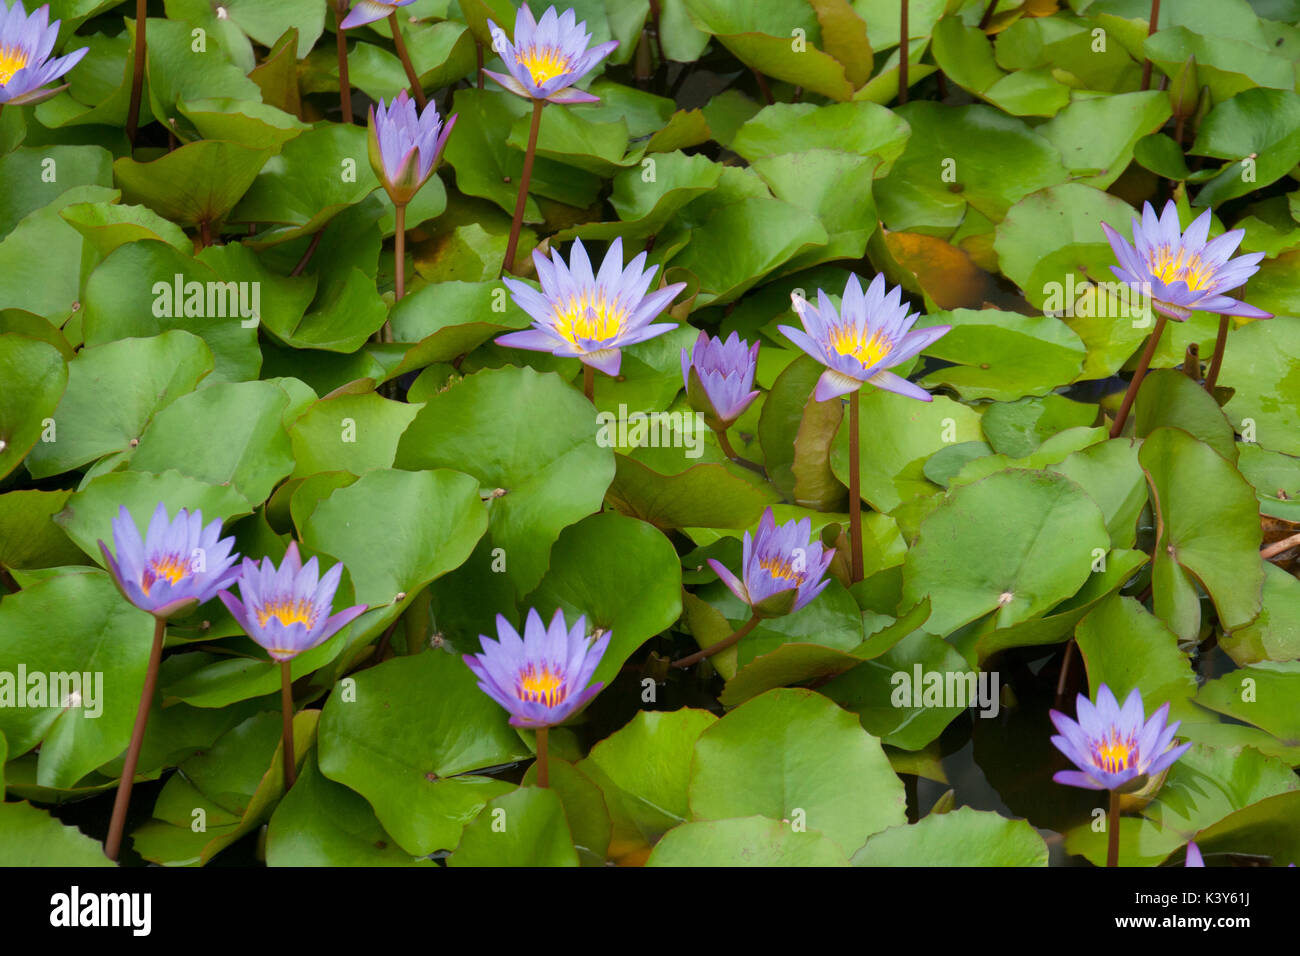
[526,512,681,689]
[1139,427,1264,639]
[1220,319,1300,457]
[852,806,1049,866]
[0,335,67,480]
[646,815,850,865]
[317,650,529,857]
[26,331,213,478]
[688,687,906,853]
[393,365,615,596]
[447,786,579,867]
[902,469,1110,635]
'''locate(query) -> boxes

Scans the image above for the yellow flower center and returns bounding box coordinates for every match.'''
[553,291,626,346]
[517,46,573,84]
[0,45,28,86]
[141,555,189,594]
[1150,246,1213,292]
[1094,735,1134,775]
[517,665,566,708]
[829,326,892,369]
[759,555,802,583]
[257,598,317,629]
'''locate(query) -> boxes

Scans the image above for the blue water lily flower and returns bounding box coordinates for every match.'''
[368,89,456,204]
[708,508,835,619]
[464,608,609,728]
[98,503,241,619]
[0,0,88,106]
[341,0,416,30]
[778,273,950,403]
[483,4,617,104]
[219,542,367,662]
[682,331,760,430]
[497,237,684,377]
[1101,200,1271,321]
[1050,684,1191,792]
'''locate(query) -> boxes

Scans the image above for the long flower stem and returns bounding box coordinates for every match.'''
[1139,0,1161,91]
[582,364,594,401]
[1107,790,1121,867]
[126,0,147,146]
[978,0,999,29]
[536,726,549,788]
[898,0,909,105]
[394,202,407,302]
[389,11,427,109]
[502,98,544,277]
[673,615,761,669]
[1109,312,1168,438]
[715,428,765,476]
[335,3,353,123]
[848,388,864,583]
[1203,314,1230,393]
[281,660,297,789]
[105,617,165,861]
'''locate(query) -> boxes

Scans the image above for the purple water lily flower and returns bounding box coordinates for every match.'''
[682,331,760,430]
[368,89,456,204]
[778,273,950,403]
[340,0,415,30]
[218,542,367,663]
[98,503,241,619]
[464,608,610,729]
[708,508,835,619]
[1101,200,1271,321]
[0,0,88,106]
[1050,684,1191,792]
[483,4,618,104]
[1185,842,1204,867]
[497,237,684,376]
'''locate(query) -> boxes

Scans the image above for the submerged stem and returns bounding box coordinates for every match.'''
[105,617,166,861]
[502,98,544,277]
[673,615,761,669]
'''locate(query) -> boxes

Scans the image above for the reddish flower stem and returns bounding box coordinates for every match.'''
[126,0,147,146]
[1107,790,1121,867]
[502,98,544,277]
[978,0,999,30]
[715,428,765,476]
[582,364,594,401]
[1203,314,1230,393]
[281,660,297,790]
[1140,0,1161,91]
[336,3,353,123]
[1109,312,1168,438]
[394,202,407,302]
[898,0,909,105]
[673,615,761,669]
[848,388,864,583]
[389,11,427,109]
[105,617,166,861]
[535,726,549,788]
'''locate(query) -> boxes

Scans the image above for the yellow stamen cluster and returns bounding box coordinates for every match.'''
[553,291,626,346]
[1094,734,1134,774]
[759,555,802,583]
[517,46,573,84]
[142,555,189,594]
[1149,246,1214,292]
[0,45,29,86]
[517,665,567,708]
[829,325,892,369]
[257,597,317,629]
